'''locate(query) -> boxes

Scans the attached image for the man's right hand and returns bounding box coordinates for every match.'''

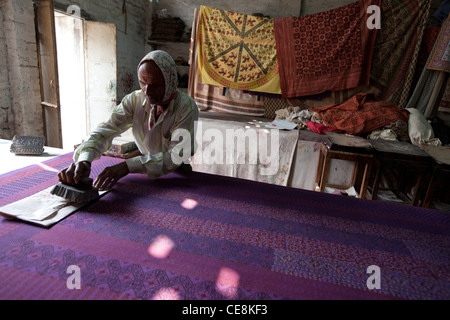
[58,161,91,185]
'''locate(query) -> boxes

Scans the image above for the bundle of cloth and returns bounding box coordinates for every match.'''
[275,93,442,146]
[274,107,325,130]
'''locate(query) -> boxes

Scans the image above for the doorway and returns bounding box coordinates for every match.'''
[54,10,117,149]
[54,11,85,149]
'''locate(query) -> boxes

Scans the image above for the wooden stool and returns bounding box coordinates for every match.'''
[315,133,374,199]
[370,139,432,206]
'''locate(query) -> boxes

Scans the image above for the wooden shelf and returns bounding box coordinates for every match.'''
[147,39,190,45]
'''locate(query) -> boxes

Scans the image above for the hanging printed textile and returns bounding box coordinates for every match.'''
[273,0,380,99]
[189,8,266,116]
[427,13,450,73]
[370,0,432,108]
[197,5,281,95]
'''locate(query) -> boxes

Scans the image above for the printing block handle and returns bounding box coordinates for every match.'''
[75,177,94,190]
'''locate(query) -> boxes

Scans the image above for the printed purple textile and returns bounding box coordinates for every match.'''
[0,153,449,300]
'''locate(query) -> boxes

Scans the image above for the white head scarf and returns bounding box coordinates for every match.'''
[137,50,178,103]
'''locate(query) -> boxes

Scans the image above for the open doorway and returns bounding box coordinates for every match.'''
[54,11,86,149]
[54,10,118,150]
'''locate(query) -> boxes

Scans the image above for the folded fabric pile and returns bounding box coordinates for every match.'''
[309,93,410,135]
[275,107,324,130]
[367,120,410,142]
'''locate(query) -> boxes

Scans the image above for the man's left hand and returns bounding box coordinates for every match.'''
[94,162,130,191]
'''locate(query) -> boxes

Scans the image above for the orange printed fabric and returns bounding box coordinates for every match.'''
[197,5,281,94]
[310,93,409,135]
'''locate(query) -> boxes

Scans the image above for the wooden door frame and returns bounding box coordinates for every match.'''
[34,0,63,148]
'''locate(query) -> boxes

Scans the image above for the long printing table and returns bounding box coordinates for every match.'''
[193,112,355,191]
[0,152,449,300]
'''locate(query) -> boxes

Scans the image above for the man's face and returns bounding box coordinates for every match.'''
[138,61,165,104]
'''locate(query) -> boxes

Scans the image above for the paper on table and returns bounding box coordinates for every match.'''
[422,145,450,165]
[265,119,297,130]
[325,131,372,149]
[0,186,109,227]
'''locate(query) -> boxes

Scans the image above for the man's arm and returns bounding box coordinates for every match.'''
[74,94,135,164]
[58,93,136,186]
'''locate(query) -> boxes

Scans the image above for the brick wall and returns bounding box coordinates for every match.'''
[0,0,43,139]
[0,0,149,141]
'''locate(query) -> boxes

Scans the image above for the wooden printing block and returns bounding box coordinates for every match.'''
[10,135,45,155]
[50,178,99,203]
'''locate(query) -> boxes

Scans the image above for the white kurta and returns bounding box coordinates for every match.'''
[74,89,199,179]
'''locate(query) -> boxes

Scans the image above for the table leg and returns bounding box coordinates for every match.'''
[371,163,382,201]
[359,161,372,199]
[423,167,438,208]
[411,172,423,207]
[315,146,325,191]
[320,152,331,193]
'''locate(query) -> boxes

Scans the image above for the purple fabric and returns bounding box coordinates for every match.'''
[0,153,449,300]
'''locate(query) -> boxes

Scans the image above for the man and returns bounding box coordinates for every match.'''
[58,50,199,190]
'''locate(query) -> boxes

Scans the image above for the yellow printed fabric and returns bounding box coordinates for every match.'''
[197,5,281,94]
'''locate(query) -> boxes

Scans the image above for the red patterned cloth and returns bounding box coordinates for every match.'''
[273,0,380,98]
[148,105,166,130]
[156,105,165,117]
[310,93,409,135]
[306,121,337,134]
